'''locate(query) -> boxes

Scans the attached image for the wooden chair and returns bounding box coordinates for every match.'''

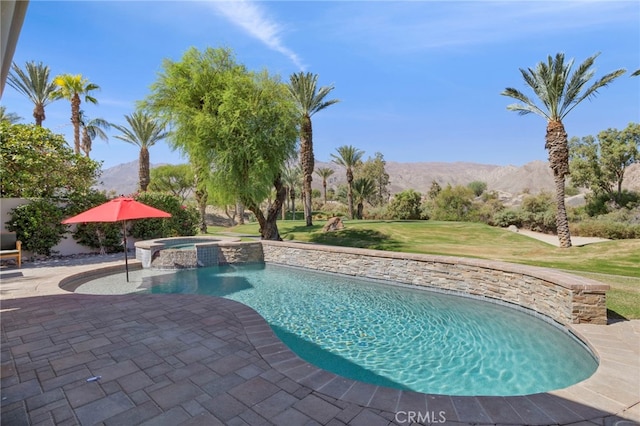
[1,232,22,268]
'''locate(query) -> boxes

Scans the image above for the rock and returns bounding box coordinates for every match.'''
[322,217,345,232]
[508,225,519,233]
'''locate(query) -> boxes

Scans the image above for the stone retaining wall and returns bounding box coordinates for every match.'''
[260,241,609,325]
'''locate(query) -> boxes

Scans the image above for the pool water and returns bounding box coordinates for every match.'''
[126,264,597,396]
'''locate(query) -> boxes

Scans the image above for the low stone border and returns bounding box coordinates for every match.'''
[260,241,609,326]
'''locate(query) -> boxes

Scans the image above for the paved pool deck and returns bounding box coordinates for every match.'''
[1,255,638,426]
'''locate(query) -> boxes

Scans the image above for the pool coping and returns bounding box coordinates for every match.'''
[1,257,638,424]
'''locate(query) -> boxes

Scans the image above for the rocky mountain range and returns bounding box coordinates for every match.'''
[94,160,640,199]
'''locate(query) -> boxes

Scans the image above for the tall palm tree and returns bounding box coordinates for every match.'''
[352,177,375,220]
[287,72,339,227]
[53,74,100,154]
[331,145,364,220]
[0,106,22,124]
[502,52,625,248]
[315,167,335,205]
[282,165,302,220]
[79,110,110,157]
[112,111,168,191]
[7,61,58,126]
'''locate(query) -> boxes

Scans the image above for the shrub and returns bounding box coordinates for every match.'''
[584,191,640,217]
[65,191,122,253]
[386,189,423,220]
[129,192,199,240]
[467,181,487,197]
[429,185,476,221]
[6,199,67,256]
[492,209,522,228]
[571,220,640,239]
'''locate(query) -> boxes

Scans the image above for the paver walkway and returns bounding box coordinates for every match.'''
[1,256,639,425]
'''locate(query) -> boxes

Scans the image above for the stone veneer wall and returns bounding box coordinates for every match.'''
[260,241,609,325]
[218,241,264,265]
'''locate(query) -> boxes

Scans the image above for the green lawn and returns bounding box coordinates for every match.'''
[209,219,640,320]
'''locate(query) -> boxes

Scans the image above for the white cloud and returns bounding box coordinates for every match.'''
[209,0,305,70]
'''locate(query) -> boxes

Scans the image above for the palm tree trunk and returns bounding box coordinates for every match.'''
[546,120,572,248]
[323,180,327,205]
[347,168,355,219]
[300,115,314,226]
[71,94,81,154]
[139,147,150,191]
[194,170,208,233]
[34,104,45,127]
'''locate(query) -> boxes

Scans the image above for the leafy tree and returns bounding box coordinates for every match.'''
[0,106,22,124]
[352,177,375,219]
[145,47,298,240]
[356,152,390,206]
[429,185,475,221]
[0,122,101,198]
[467,181,487,197]
[112,111,168,192]
[331,145,365,219]
[149,164,195,203]
[569,123,639,201]
[7,61,58,126]
[79,110,110,158]
[427,181,442,200]
[502,52,625,248]
[287,72,339,227]
[386,189,422,220]
[53,74,100,154]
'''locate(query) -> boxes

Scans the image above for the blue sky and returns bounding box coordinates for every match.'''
[3,1,639,170]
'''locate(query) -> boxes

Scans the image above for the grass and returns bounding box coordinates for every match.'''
[208,219,640,320]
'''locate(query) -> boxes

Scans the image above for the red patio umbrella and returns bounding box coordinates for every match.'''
[62,197,171,281]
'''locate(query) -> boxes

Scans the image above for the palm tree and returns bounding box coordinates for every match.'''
[282,165,302,220]
[352,177,375,219]
[315,167,335,205]
[7,61,58,126]
[0,106,22,124]
[287,72,339,227]
[112,111,168,191]
[502,52,625,248]
[53,74,100,155]
[79,110,110,157]
[331,145,364,220]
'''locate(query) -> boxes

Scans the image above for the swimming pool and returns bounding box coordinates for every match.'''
[77,263,597,396]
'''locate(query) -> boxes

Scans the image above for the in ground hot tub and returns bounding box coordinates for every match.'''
[135,236,242,269]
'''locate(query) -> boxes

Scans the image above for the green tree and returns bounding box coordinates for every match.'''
[428,181,442,200]
[331,145,365,220]
[287,72,339,227]
[145,47,298,240]
[6,200,67,256]
[352,177,375,219]
[356,152,390,206]
[7,61,58,126]
[53,74,100,155]
[0,122,101,198]
[112,111,168,192]
[569,123,639,200]
[0,106,21,124]
[430,185,476,221]
[386,189,422,220]
[502,52,625,248]
[149,164,195,203]
[315,167,335,205]
[467,181,487,197]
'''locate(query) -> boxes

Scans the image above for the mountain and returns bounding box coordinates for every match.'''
[95,160,640,199]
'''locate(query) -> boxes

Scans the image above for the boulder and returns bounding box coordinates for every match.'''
[322,217,344,232]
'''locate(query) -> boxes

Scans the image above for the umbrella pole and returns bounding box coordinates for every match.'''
[123,220,129,282]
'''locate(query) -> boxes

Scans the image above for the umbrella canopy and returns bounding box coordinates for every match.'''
[62,197,171,281]
[62,197,171,224]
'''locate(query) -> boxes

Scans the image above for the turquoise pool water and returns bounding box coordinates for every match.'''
[132,264,597,395]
